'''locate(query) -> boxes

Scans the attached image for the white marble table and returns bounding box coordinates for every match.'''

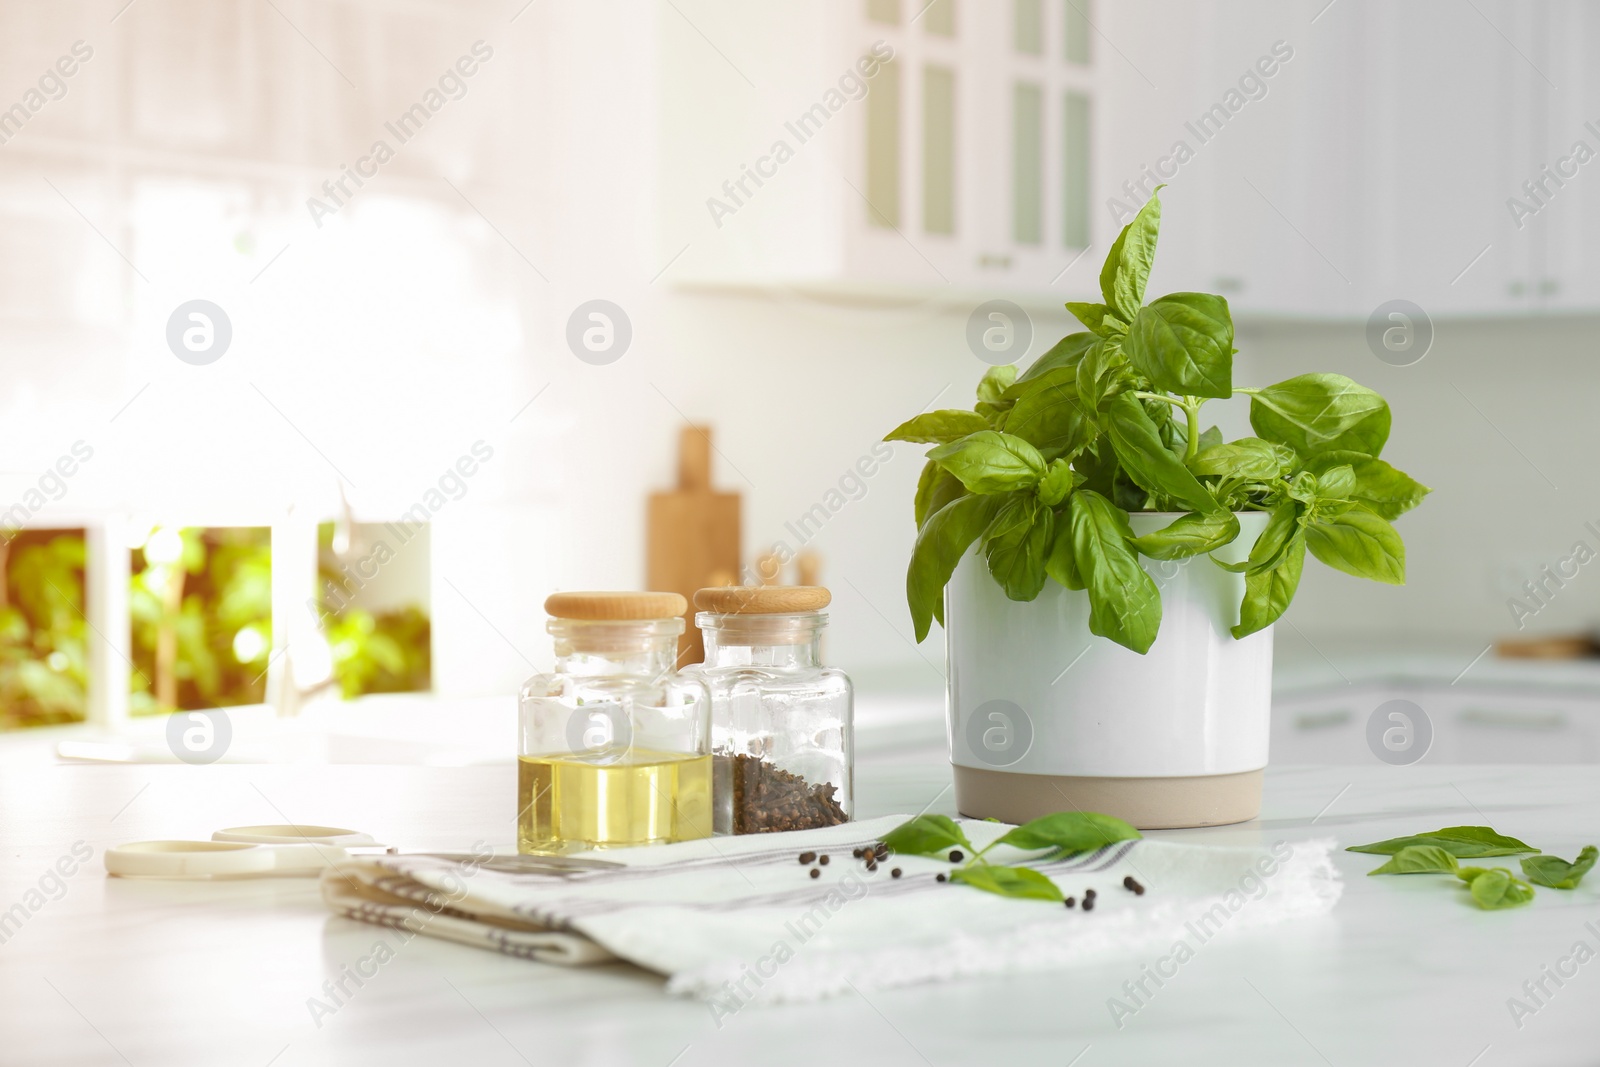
[2,761,1597,1066]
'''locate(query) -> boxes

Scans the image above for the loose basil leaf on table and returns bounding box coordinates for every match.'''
[1303,451,1431,520]
[1521,846,1598,889]
[950,863,1065,903]
[996,812,1142,853]
[1250,373,1392,457]
[1104,393,1220,516]
[1366,844,1460,876]
[983,496,1053,601]
[1458,867,1537,910]
[1346,826,1540,858]
[1101,188,1163,321]
[906,494,1008,641]
[1305,505,1406,585]
[882,814,974,857]
[927,431,1047,495]
[1131,510,1240,561]
[1070,490,1162,654]
[1003,368,1094,459]
[1232,533,1305,639]
[913,461,966,529]
[885,409,992,445]
[1125,292,1234,399]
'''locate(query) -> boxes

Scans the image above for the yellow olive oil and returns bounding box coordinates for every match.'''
[517,748,713,853]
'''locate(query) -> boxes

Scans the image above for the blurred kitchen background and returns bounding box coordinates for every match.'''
[4,0,1599,764]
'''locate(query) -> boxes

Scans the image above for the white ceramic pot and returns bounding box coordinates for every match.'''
[945,511,1272,829]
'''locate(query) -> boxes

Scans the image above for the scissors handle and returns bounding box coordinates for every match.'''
[105,840,344,878]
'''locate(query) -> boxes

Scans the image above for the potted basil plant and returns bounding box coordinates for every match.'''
[884,190,1428,829]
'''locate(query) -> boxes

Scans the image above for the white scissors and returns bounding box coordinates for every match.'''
[105,824,622,879]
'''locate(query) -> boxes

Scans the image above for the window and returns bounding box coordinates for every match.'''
[315,521,432,697]
[1063,90,1090,248]
[128,526,271,715]
[1064,0,1091,64]
[923,0,956,37]
[1013,82,1043,244]
[923,65,956,234]
[1014,0,1044,55]
[0,529,88,729]
[866,58,903,228]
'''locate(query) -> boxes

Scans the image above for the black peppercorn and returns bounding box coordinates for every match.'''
[949,850,964,863]
[1082,898,1095,912]
[809,868,820,879]
[936,873,946,882]
[891,868,902,878]
[1064,896,1076,908]
[799,851,816,865]
[819,855,829,866]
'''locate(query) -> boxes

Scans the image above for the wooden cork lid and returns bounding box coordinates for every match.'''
[544,591,688,620]
[693,586,831,614]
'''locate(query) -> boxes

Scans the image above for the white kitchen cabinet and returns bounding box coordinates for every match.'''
[661,0,1104,298]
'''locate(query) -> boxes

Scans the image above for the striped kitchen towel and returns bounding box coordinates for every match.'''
[319,815,1341,1006]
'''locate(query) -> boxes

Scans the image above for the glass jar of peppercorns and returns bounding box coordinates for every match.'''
[687,586,853,834]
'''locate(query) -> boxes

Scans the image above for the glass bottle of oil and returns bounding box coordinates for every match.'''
[517,591,712,853]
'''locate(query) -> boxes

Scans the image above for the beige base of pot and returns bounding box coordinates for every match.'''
[953,764,1264,829]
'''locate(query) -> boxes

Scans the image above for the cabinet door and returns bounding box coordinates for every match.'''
[1536,0,1600,311]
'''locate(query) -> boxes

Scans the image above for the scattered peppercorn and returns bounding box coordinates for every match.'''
[936,873,946,882]
[1084,888,1097,900]
[891,868,902,879]
[819,854,829,866]
[875,844,889,859]
[852,848,862,858]
[1082,897,1095,912]
[865,858,877,872]
[949,850,964,863]
[799,851,816,865]
[809,868,820,879]
[1064,896,1076,908]
[1124,876,1145,894]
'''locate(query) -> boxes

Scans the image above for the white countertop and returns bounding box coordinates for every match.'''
[3,759,1597,1066]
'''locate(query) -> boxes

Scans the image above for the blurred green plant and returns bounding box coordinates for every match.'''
[316,522,431,697]
[129,526,272,715]
[0,530,89,729]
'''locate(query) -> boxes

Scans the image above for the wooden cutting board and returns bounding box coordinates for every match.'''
[646,425,740,666]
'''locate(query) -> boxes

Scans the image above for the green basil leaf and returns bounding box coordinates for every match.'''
[1459,867,1536,910]
[1366,845,1460,876]
[983,496,1053,601]
[1037,458,1082,507]
[977,365,1018,405]
[1017,332,1099,385]
[1071,489,1162,654]
[1075,337,1130,414]
[995,812,1142,853]
[1305,505,1406,585]
[1345,826,1540,857]
[1313,463,1358,501]
[975,400,1011,427]
[1045,507,1084,590]
[1198,425,1224,451]
[927,431,1047,494]
[1066,301,1121,338]
[1125,293,1234,399]
[1250,373,1392,457]
[885,409,992,445]
[1304,451,1431,520]
[882,814,974,857]
[1104,393,1219,516]
[906,494,1008,641]
[1189,437,1282,480]
[1003,368,1094,460]
[1212,499,1299,575]
[1131,510,1240,560]
[1231,532,1304,638]
[1100,189,1162,319]
[1521,846,1598,889]
[950,863,1064,903]
[913,460,966,529]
